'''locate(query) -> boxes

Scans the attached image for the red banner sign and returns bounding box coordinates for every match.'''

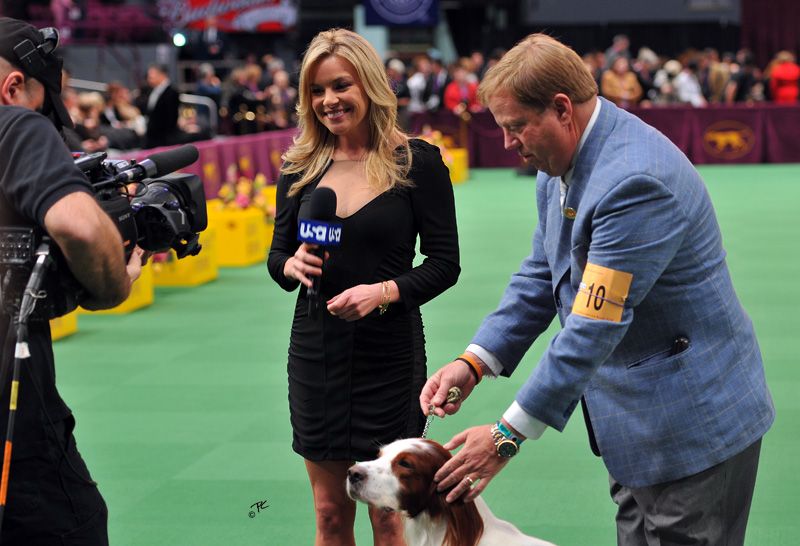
[157,0,297,32]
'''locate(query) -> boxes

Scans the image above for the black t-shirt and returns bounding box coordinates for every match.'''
[0,106,92,226]
[0,106,94,448]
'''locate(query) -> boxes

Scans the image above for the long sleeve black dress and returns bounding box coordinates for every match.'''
[267,139,460,461]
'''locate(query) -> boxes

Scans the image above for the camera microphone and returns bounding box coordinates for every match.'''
[298,187,341,320]
[113,145,200,184]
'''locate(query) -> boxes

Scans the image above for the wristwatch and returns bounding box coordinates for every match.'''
[490,421,522,458]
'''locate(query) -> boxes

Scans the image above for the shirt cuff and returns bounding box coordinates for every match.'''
[465,343,503,378]
[503,401,548,440]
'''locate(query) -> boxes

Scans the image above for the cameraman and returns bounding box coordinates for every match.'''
[0,17,144,545]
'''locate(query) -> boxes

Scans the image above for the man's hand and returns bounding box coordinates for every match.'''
[125,246,146,284]
[435,425,510,503]
[420,360,476,417]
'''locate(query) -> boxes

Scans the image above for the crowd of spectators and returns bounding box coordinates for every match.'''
[60,34,800,152]
[581,35,800,108]
[383,36,799,120]
[61,63,211,153]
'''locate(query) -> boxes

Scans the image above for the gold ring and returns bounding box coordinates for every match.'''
[446,386,462,404]
[464,475,474,486]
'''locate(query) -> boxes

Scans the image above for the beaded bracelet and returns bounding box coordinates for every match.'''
[378,281,391,315]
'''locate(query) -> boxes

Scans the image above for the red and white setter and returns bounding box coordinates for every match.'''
[346,438,556,546]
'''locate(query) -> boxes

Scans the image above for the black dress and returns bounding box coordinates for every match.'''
[267,139,460,461]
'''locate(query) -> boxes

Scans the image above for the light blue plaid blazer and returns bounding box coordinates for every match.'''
[472,97,774,487]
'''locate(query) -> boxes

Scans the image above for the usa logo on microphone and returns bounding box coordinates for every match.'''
[298,219,342,246]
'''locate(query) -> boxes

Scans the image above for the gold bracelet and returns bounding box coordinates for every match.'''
[378,281,391,315]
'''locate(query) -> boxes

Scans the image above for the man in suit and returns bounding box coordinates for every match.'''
[143,63,180,148]
[421,33,774,546]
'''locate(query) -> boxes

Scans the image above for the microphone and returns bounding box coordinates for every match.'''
[298,187,342,319]
[113,145,200,183]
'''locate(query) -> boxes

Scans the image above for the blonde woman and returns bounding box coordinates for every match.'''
[267,29,460,545]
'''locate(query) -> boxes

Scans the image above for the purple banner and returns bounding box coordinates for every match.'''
[414,105,800,168]
[763,106,800,163]
[123,129,297,200]
[689,107,764,164]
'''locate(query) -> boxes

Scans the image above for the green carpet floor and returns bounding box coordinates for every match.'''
[50,165,799,545]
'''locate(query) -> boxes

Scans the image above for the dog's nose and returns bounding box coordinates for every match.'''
[347,466,365,484]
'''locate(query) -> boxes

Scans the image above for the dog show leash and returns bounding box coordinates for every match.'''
[421,386,462,439]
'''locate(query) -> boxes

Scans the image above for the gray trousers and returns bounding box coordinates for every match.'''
[611,438,762,546]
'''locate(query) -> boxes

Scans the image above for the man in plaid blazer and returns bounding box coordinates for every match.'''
[422,34,774,546]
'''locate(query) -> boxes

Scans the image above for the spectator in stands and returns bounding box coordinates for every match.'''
[459,56,479,84]
[444,64,480,114]
[177,106,211,141]
[196,62,222,106]
[406,54,432,114]
[260,54,285,89]
[673,59,707,107]
[244,63,265,98]
[386,57,410,110]
[702,48,731,103]
[725,51,763,104]
[632,47,659,105]
[600,56,642,108]
[74,91,109,152]
[766,50,800,104]
[583,51,605,89]
[425,52,449,111]
[471,49,487,80]
[265,68,297,129]
[60,83,85,151]
[224,67,261,135]
[653,59,683,104]
[143,63,181,147]
[604,33,631,70]
[103,81,145,149]
[388,57,411,128]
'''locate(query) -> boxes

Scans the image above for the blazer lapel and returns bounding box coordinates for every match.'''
[544,175,572,294]
[545,98,619,295]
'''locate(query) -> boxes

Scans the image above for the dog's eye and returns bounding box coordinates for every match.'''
[397,459,414,469]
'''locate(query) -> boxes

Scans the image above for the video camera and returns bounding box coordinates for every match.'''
[76,144,207,259]
[0,145,207,320]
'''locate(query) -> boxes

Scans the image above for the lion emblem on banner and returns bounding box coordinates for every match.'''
[702,120,756,159]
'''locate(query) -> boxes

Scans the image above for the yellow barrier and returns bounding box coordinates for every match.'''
[50,310,78,341]
[207,205,268,267]
[448,148,469,184]
[80,263,154,315]
[153,226,219,287]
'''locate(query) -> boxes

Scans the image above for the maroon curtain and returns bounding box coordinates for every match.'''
[741,0,800,68]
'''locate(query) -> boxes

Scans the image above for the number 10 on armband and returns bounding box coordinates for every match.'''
[571,263,633,323]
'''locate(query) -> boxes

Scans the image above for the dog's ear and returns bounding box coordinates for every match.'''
[402,440,452,518]
[442,497,484,546]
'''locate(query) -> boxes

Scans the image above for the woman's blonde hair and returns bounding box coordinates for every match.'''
[282,28,411,196]
[478,33,598,110]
